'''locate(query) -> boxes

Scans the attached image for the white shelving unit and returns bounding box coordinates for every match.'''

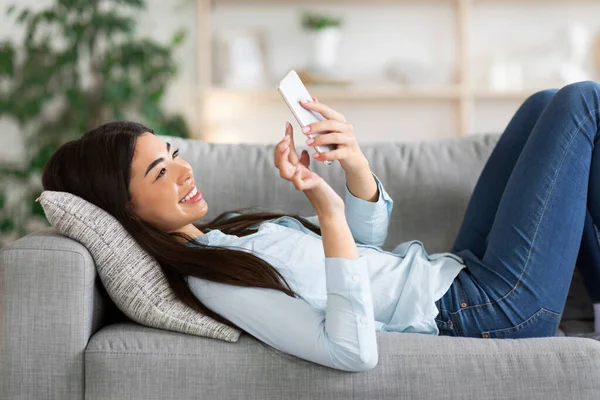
[195,0,598,140]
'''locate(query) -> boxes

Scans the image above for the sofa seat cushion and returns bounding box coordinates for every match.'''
[85,322,600,400]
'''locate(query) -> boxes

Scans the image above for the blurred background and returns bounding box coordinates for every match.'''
[1,0,600,245]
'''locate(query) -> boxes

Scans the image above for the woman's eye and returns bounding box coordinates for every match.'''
[156,149,180,180]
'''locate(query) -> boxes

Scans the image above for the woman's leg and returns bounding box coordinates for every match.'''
[451,81,600,338]
[451,87,600,332]
[451,89,559,258]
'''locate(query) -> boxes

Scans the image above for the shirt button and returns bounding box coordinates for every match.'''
[352,274,360,282]
[360,316,368,324]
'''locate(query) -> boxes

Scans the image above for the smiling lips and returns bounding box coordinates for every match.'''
[180,184,195,200]
[179,185,202,204]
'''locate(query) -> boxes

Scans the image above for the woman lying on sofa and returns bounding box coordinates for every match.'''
[41,82,600,372]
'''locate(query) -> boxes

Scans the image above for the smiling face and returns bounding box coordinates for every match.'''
[129,132,207,237]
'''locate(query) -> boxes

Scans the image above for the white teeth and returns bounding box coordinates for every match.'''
[180,186,198,203]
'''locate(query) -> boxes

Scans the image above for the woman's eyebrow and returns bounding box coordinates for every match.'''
[144,142,171,178]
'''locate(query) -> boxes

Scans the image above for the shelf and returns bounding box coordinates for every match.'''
[472,89,547,100]
[202,85,463,101]
[213,0,451,4]
[201,86,554,101]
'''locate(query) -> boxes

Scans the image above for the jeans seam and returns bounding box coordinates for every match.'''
[448,309,465,336]
[482,307,562,336]
[455,277,466,305]
[542,308,563,320]
[460,107,600,312]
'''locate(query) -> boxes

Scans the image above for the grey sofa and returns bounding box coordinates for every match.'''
[2,132,600,400]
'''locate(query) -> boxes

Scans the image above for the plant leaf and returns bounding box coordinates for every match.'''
[171,29,186,47]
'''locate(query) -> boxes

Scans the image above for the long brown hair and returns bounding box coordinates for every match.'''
[41,121,322,361]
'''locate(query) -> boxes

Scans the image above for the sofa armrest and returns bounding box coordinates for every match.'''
[1,228,106,400]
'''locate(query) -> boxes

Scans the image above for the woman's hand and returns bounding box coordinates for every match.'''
[274,122,345,216]
[299,97,369,172]
[275,121,319,190]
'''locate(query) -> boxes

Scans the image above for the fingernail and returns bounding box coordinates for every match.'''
[312,153,319,158]
[283,135,290,141]
[306,138,314,145]
[286,121,291,129]
[300,100,306,104]
[302,126,310,133]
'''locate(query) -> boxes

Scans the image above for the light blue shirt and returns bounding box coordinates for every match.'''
[185,173,465,372]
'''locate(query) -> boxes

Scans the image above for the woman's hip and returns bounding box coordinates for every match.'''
[435,261,563,339]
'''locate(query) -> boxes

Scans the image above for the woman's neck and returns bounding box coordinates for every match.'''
[176,224,204,240]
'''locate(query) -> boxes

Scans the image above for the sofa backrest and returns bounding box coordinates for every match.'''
[158,133,500,254]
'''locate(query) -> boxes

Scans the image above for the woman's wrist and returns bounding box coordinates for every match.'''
[340,154,369,175]
[316,208,346,222]
[318,212,358,259]
[304,179,345,217]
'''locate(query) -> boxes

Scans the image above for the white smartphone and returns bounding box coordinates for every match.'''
[277,70,336,166]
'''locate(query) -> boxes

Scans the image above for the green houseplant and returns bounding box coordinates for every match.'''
[0,0,190,247]
[300,11,344,75]
[301,12,343,31]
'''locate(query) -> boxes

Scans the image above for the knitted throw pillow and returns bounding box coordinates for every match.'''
[37,190,242,343]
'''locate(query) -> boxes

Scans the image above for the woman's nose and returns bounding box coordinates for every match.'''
[178,166,193,185]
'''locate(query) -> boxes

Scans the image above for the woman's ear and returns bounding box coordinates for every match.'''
[129,197,138,212]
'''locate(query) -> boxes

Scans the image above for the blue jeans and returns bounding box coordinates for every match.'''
[435,81,600,338]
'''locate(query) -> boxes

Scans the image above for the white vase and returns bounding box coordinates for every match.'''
[309,27,341,75]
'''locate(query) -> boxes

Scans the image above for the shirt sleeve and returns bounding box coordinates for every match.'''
[186,255,378,372]
[303,172,394,247]
[344,172,394,247]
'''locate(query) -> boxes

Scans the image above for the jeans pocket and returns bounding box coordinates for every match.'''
[435,316,457,336]
[435,302,458,336]
[482,308,562,339]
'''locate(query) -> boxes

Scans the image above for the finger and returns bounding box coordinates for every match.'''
[312,96,319,103]
[300,99,346,122]
[277,146,297,178]
[312,147,347,162]
[285,122,300,165]
[274,137,289,167]
[307,133,347,150]
[291,165,305,190]
[293,168,320,190]
[303,120,350,136]
[275,122,296,170]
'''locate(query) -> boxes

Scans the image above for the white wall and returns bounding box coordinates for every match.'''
[1,0,600,160]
